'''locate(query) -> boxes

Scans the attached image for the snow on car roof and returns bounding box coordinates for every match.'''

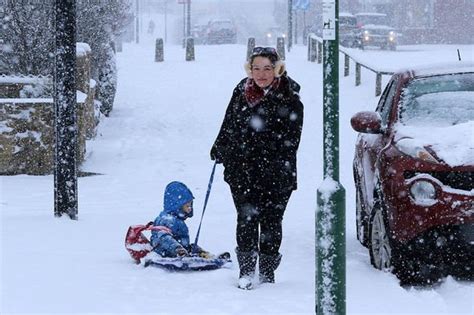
[410,62,474,77]
[393,62,474,77]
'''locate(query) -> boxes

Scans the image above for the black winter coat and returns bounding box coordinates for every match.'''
[211,75,304,192]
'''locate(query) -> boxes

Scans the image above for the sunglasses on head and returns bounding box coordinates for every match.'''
[252,46,277,56]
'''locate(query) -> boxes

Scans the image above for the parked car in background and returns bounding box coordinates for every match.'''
[192,24,207,45]
[339,12,361,48]
[351,62,474,285]
[205,19,237,45]
[264,26,286,45]
[355,12,397,50]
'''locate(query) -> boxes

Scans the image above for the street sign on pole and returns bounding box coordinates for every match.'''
[322,0,336,40]
[317,0,346,314]
[293,0,310,11]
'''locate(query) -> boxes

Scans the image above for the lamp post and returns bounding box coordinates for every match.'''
[316,0,346,314]
[186,0,191,38]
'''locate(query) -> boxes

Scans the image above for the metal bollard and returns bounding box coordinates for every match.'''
[307,36,311,61]
[277,37,285,60]
[356,63,361,86]
[247,37,255,61]
[344,54,350,76]
[375,73,382,96]
[317,41,322,64]
[310,38,317,62]
[185,37,194,61]
[155,38,164,62]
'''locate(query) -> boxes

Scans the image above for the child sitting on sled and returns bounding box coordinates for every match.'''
[150,181,211,258]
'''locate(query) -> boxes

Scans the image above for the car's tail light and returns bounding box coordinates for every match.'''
[395,138,439,163]
[409,180,437,206]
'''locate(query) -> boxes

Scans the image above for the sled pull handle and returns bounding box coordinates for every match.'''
[192,161,217,253]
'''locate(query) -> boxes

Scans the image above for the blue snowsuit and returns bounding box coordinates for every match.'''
[150,181,194,257]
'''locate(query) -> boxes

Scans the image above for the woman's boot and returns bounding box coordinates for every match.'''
[235,248,258,290]
[259,253,282,283]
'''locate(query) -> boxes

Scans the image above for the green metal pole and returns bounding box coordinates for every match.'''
[316,0,346,314]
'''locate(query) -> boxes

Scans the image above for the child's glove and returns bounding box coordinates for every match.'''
[176,246,189,257]
[210,146,223,164]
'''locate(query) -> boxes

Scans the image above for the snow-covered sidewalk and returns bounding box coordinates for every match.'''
[1,42,473,314]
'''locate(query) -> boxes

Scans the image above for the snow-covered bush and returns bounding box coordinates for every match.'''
[0,0,132,115]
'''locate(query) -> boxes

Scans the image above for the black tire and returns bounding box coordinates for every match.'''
[354,167,369,247]
[393,247,443,286]
[368,197,392,271]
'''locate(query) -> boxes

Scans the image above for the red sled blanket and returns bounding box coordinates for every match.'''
[124,222,232,271]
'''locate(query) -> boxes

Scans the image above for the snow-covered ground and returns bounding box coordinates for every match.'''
[1,40,473,314]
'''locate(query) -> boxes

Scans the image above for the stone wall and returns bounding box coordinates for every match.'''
[0,44,97,175]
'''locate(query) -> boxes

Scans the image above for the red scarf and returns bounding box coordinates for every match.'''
[244,78,281,107]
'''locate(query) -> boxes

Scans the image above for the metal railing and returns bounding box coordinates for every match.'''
[308,34,394,96]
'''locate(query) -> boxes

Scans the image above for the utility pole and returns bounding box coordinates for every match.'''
[164,0,168,43]
[316,0,346,314]
[54,0,78,220]
[182,1,186,47]
[288,0,293,51]
[135,0,139,43]
[186,0,191,38]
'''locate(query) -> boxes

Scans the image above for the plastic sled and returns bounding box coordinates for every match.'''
[143,252,232,271]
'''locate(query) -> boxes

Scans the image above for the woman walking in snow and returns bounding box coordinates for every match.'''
[210,47,304,289]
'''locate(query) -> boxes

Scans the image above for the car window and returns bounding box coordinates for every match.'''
[376,79,397,126]
[399,72,474,126]
[357,14,388,26]
[210,21,233,31]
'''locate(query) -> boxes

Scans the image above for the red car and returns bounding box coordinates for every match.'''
[351,62,474,285]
